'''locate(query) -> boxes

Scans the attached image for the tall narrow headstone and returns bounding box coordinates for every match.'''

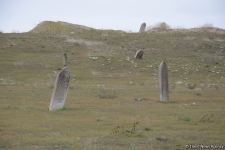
[139,22,146,33]
[159,61,169,102]
[49,53,70,111]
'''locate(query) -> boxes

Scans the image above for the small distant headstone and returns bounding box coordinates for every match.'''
[134,49,144,59]
[139,22,146,33]
[159,61,169,102]
[49,53,70,111]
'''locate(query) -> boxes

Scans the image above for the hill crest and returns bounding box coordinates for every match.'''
[30,21,94,33]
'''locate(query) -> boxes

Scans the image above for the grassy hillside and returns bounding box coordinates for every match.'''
[0,21,225,150]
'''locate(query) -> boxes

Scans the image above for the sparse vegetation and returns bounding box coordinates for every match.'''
[178,116,192,122]
[0,21,225,149]
[148,22,171,32]
[97,88,117,99]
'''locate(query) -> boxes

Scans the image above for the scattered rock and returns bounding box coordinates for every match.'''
[192,102,196,105]
[134,97,145,101]
[89,56,98,60]
[10,43,16,47]
[146,65,153,68]
[129,81,134,85]
[176,81,183,85]
[207,84,219,89]
[126,56,130,61]
[186,83,196,89]
[156,136,168,142]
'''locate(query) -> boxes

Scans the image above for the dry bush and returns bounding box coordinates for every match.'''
[201,23,214,28]
[149,22,171,32]
[98,88,117,99]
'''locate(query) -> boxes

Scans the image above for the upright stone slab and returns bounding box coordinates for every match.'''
[49,53,70,111]
[139,22,146,33]
[159,61,169,102]
[134,49,144,59]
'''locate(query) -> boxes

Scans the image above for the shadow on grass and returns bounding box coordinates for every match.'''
[158,100,177,104]
[58,107,75,112]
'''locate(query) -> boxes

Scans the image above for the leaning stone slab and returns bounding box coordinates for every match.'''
[139,22,146,33]
[134,49,144,59]
[49,53,70,111]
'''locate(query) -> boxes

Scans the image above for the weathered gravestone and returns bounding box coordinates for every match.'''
[134,49,144,59]
[139,22,146,33]
[49,53,70,111]
[159,61,169,102]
